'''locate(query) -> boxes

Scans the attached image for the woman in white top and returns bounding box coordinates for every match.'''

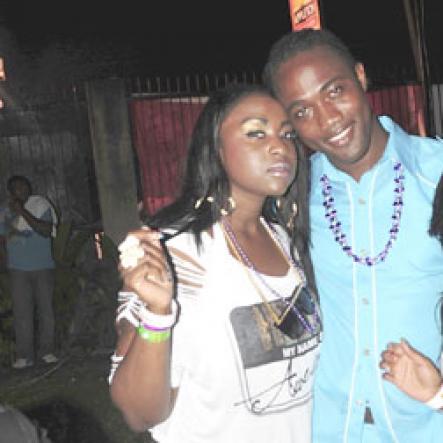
[380,175,443,411]
[109,83,321,442]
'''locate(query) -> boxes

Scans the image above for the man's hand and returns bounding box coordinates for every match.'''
[9,198,25,215]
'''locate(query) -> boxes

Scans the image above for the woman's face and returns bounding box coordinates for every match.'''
[219,93,298,206]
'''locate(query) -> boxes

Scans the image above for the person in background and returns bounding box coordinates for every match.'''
[0,175,58,369]
[0,404,51,443]
[379,173,443,412]
[263,29,443,442]
[109,83,321,443]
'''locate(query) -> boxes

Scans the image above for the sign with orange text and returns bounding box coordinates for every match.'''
[288,0,321,31]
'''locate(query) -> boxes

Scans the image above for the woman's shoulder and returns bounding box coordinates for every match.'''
[162,227,217,294]
[162,227,214,259]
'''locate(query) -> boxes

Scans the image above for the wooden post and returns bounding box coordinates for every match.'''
[86,78,140,245]
[402,0,428,135]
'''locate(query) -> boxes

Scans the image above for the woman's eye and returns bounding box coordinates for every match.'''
[293,107,307,119]
[246,130,265,139]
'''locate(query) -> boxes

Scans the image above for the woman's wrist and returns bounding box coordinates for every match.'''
[117,290,178,329]
[138,298,178,330]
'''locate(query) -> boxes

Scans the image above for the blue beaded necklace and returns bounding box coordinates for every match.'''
[320,161,405,266]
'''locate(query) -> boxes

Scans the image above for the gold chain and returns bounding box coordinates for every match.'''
[219,220,304,326]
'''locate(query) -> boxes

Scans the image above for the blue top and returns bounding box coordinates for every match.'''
[310,116,443,443]
[0,196,56,271]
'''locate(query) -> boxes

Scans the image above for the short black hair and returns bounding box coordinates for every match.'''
[263,28,357,96]
[6,175,31,193]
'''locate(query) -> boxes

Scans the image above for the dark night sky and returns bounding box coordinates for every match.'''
[0,0,442,82]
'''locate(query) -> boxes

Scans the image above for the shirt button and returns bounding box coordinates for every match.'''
[362,298,369,305]
[358,198,366,205]
[364,349,370,356]
[356,399,364,407]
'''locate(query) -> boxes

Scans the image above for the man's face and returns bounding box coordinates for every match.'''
[274,46,375,176]
[9,180,31,203]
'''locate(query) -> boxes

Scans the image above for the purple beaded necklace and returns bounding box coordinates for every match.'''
[221,217,321,334]
[320,161,405,266]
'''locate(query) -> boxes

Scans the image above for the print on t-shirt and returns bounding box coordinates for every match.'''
[229,298,321,415]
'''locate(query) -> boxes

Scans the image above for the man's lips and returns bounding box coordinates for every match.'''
[325,124,354,147]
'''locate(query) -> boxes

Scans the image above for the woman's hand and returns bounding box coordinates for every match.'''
[118,227,173,314]
[380,339,442,403]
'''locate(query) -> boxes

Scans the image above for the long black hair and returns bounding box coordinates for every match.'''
[429,174,443,247]
[148,83,316,291]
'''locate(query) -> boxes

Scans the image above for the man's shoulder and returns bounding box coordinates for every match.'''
[28,194,51,205]
[383,117,443,184]
[405,135,443,184]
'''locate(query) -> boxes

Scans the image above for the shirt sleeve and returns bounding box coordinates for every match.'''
[166,233,208,388]
[108,231,209,388]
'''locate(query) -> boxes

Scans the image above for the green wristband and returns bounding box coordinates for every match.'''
[137,326,171,343]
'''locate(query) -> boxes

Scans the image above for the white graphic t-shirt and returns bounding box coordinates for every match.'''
[116,222,321,443]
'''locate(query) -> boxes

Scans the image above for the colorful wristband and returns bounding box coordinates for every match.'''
[137,325,171,343]
[141,323,170,332]
[425,384,443,410]
[138,299,178,329]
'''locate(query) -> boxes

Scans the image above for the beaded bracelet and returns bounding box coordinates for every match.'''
[425,384,443,410]
[138,299,178,329]
[137,325,171,343]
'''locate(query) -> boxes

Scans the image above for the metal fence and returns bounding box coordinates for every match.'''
[0,90,99,224]
[127,73,443,216]
[1,72,443,222]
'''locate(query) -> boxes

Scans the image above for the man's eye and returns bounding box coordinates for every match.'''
[246,130,265,139]
[282,130,296,140]
[329,85,343,97]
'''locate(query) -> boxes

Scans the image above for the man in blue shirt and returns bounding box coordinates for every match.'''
[0,175,58,369]
[263,29,443,442]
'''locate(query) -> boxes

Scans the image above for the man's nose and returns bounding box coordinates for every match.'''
[316,101,342,130]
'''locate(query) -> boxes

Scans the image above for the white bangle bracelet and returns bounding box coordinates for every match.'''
[138,299,178,329]
[425,384,443,410]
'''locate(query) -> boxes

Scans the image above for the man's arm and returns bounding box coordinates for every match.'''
[9,199,53,238]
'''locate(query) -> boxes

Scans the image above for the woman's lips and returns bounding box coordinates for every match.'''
[267,162,293,176]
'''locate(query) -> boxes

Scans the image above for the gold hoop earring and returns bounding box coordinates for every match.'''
[221,196,236,216]
[194,195,215,210]
[286,202,298,229]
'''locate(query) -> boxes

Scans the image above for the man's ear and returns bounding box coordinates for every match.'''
[355,62,367,92]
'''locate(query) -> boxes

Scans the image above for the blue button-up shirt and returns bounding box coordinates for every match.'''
[311,116,443,442]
